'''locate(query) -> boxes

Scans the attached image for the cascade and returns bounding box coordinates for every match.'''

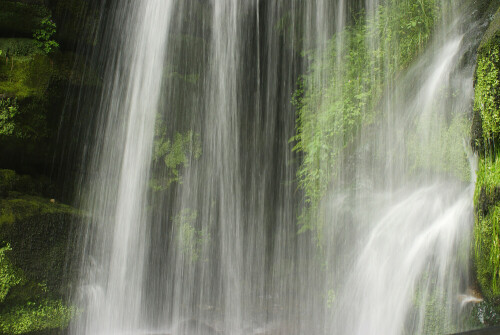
[70,0,484,334]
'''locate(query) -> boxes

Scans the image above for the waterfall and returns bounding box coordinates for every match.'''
[70,0,484,334]
[70,0,173,333]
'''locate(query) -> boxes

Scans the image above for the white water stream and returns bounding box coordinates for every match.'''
[70,0,483,334]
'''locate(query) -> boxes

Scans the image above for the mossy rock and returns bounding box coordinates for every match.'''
[0,53,53,99]
[479,6,500,50]
[0,170,79,334]
[474,27,500,151]
[474,156,500,303]
[0,194,81,292]
[0,1,49,38]
[0,38,39,57]
[0,169,54,197]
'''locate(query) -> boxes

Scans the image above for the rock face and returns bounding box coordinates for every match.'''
[0,169,82,334]
[0,2,99,333]
[473,2,500,326]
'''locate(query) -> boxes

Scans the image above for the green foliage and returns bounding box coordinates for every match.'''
[0,96,49,141]
[0,195,78,226]
[0,38,39,58]
[0,245,22,303]
[0,245,75,335]
[0,53,53,99]
[475,205,500,299]
[474,34,500,150]
[33,18,59,55]
[474,157,500,300]
[472,10,500,307]
[0,98,19,136]
[151,119,202,191]
[0,300,75,335]
[292,0,439,236]
[173,209,210,262]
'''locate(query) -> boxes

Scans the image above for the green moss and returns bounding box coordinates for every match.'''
[0,195,80,288]
[0,170,81,297]
[0,53,52,99]
[0,244,22,303]
[0,39,39,58]
[0,195,77,222]
[474,33,500,150]
[474,156,500,301]
[0,300,74,335]
[0,176,80,333]
[0,244,75,335]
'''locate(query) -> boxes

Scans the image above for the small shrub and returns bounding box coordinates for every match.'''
[33,18,59,55]
[0,98,20,136]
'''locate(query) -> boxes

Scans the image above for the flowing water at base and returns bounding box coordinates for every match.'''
[69,0,484,334]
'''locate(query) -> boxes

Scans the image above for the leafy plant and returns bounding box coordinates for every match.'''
[0,244,75,334]
[0,98,19,136]
[0,300,75,334]
[173,208,210,262]
[474,34,500,151]
[0,244,22,303]
[291,0,439,240]
[33,17,59,55]
[0,97,49,139]
[474,156,500,300]
[151,118,202,191]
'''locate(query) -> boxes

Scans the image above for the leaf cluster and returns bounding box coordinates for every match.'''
[474,157,500,301]
[172,209,210,262]
[0,98,19,137]
[0,244,75,334]
[474,34,500,151]
[151,119,202,191]
[292,0,439,235]
[33,18,59,55]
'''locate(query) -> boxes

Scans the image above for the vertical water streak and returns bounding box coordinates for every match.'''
[71,0,173,333]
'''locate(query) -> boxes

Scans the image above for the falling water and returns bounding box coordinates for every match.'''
[70,0,488,334]
[70,0,173,333]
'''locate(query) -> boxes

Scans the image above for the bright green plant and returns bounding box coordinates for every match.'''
[0,244,75,334]
[474,156,500,300]
[0,300,75,334]
[291,0,439,240]
[474,34,500,149]
[33,17,59,55]
[0,97,50,140]
[0,244,22,303]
